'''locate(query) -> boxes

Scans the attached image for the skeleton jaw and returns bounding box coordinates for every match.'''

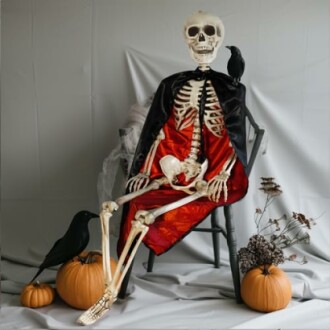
[189,45,216,66]
[192,44,214,55]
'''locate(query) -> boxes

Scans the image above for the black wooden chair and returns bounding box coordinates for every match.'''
[118,106,264,303]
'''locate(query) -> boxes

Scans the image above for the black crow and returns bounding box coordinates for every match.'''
[30,210,99,283]
[226,46,245,86]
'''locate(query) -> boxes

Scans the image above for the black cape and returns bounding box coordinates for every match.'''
[129,67,248,177]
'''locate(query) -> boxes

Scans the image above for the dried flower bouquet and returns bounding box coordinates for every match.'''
[238,177,316,274]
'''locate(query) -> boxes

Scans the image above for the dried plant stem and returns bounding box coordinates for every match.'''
[255,195,275,233]
[272,220,310,248]
[238,177,314,274]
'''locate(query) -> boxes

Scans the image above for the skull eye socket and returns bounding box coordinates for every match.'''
[204,25,216,36]
[187,26,200,37]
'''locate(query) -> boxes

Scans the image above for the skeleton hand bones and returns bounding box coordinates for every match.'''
[207,170,230,202]
[126,172,150,192]
[207,151,237,202]
[126,129,165,192]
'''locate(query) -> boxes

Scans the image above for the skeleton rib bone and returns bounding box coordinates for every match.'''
[174,80,224,139]
[174,80,203,131]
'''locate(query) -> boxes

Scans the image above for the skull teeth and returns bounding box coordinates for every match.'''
[193,46,213,54]
[196,49,212,54]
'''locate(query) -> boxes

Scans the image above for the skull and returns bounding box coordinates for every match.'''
[184,11,225,67]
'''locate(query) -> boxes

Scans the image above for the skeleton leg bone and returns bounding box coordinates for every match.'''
[77,218,149,326]
[77,178,167,325]
[77,180,208,326]
[100,209,113,288]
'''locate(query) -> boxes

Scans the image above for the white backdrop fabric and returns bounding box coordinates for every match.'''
[1,0,330,329]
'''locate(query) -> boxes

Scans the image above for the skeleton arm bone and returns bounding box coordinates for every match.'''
[207,151,237,202]
[126,129,165,192]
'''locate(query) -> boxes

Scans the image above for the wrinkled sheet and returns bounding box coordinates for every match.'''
[1,0,330,329]
[2,258,330,329]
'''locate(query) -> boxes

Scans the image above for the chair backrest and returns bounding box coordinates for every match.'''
[243,106,265,177]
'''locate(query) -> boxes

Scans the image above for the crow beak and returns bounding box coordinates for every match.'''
[226,46,231,50]
[91,212,99,218]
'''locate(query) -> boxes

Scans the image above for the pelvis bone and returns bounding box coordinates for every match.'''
[159,155,208,193]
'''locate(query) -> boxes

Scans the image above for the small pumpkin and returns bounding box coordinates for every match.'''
[56,251,118,310]
[241,264,292,312]
[20,281,55,308]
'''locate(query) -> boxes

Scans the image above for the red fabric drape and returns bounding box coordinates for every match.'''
[118,107,248,256]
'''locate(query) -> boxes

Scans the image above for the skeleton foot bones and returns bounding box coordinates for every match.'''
[77,288,117,325]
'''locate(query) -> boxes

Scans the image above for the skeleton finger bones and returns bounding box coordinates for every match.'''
[126,172,150,192]
[207,151,237,202]
[208,171,229,202]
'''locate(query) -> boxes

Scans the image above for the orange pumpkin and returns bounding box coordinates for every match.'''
[241,264,292,312]
[20,281,55,308]
[56,251,118,310]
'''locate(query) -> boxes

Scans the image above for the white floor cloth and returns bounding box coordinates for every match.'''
[2,252,330,329]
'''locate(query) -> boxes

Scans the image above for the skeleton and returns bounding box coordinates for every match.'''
[77,11,238,325]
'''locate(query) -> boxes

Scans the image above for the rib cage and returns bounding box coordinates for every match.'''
[174,79,225,137]
[174,80,202,131]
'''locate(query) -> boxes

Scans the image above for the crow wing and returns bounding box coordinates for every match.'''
[39,229,89,269]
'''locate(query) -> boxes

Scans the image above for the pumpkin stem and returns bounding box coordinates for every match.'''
[261,264,271,275]
[84,251,102,264]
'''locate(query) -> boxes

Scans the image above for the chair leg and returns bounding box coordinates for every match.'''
[224,205,242,303]
[147,249,155,272]
[211,209,220,268]
[117,260,134,299]
[118,248,155,299]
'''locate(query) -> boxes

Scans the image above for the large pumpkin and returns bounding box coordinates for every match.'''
[56,251,118,310]
[241,264,292,312]
[20,281,55,308]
